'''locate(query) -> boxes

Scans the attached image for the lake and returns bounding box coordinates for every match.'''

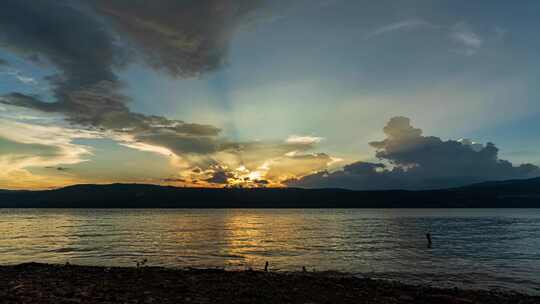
[0,209,539,294]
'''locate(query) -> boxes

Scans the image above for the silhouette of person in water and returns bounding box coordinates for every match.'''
[426,233,432,248]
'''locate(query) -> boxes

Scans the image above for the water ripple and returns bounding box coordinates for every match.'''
[0,208,538,294]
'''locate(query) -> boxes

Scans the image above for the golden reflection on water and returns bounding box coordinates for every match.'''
[164,210,316,269]
[0,209,373,269]
[1,209,540,294]
[0,210,80,264]
[221,211,290,268]
[219,210,356,270]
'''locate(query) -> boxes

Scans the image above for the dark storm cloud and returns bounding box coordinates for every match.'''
[368,117,539,180]
[0,0,123,100]
[285,161,403,190]
[287,117,540,190]
[91,0,260,77]
[204,167,235,184]
[0,0,135,127]
[0,93,58,113]
[0,0,260,158]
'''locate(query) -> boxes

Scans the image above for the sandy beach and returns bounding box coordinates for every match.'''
[1,263,538,304]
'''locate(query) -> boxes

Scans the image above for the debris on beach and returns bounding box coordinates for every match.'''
[0,263,537,304]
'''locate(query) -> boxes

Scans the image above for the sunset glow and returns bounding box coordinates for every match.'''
[1,0,539,190]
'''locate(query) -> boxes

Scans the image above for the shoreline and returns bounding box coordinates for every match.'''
[1,263,538,303]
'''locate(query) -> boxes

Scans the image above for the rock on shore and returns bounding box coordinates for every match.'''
[0,263,538,304]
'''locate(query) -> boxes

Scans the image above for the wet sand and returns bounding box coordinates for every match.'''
[1,263,538,304]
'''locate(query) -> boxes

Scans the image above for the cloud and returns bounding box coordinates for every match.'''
[287,117,540,190]
[204,167,235,185]
[265,152,339,181]
[0,0,124,97]
[0,68,38,85]
[0,0,129,131]
[286,135,324,145]
[0,0,263,172]
[450,22,483,55]
[161,177,186,183]
[90,0,259,77]
[457,138,484,152]
[45,166,70,171]
[213,139,332,170]
[14,74,37,85]
[2,1,318,188]
[57,167,68,171]
[143,133,342,187]
[365,19,437,39]
[367,19,484,56]
[0,119,100,189]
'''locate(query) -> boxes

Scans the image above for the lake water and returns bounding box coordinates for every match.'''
[0,209,539,294]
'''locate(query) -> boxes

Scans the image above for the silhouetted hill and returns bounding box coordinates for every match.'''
[463,177,540,192]
[0,178,539,208]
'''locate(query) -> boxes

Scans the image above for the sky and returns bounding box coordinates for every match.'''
[0,0,539,190]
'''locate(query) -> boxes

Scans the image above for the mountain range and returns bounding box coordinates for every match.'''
[1,177,539,208]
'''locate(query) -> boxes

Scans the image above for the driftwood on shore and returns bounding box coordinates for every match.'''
[0,263,538,304]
